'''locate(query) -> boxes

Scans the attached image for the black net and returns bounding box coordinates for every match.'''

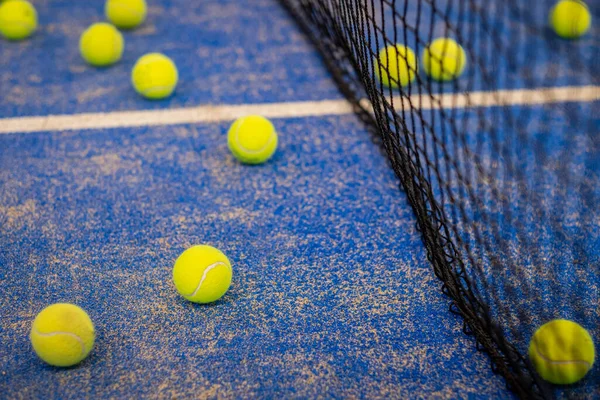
[278,0,599,398]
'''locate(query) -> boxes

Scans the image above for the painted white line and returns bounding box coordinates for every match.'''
[399,85,600,110]
[0,86,597,135]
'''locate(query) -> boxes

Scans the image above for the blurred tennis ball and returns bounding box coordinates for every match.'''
[79,22,124,67]
[550,0,591,39]
[0,0,37,41]
[105,0,147,30]
[131,53,179,99]
[375,44,417,88]
[422,38,467,82]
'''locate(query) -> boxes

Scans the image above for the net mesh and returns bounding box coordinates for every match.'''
[278,0,599,398]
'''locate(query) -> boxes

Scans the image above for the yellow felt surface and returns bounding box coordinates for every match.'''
[172,245,233,304]
[79,23,124,67]
[131,53,179,99]
[550,0,592,39]
[227,115,278,164]
[0,0,37,40]
[105,0,147,30]
[374,44,417,88]
[529,319,595,385]
[422,38,466,82]
[30,303,95,367]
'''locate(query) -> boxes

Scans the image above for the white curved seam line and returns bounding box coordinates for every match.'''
[187,261,229,297]
[32,328,87,357]
[234,118,276,155]
[534,340,592,368]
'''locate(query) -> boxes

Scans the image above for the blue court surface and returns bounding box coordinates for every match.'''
[0,0,598,398]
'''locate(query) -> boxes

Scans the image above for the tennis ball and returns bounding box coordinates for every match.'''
[529,319,595,385]
[105,0,147,30]
[550,0,591,39]
[131,53,178,99]
[422,38,467,82]
[227,115,278,165]
[30,303,95,367]
[79,22,124,67]
[0,0,37,41]
[374,44,417,88]
[173,245,233,304]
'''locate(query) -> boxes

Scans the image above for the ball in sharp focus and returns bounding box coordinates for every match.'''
[375,44,417,88]
[30,303,95,367]
[550,0,591,39]
[422,38,467,82]
[105,0,147,30]
[227,115,278,165]
[79,22,124,67]
[528,319,595,385]
[131,53,178,99]
[0,0,37,41]
[173,245,233,304]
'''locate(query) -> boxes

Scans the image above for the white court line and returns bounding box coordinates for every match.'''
[0,86,598,135]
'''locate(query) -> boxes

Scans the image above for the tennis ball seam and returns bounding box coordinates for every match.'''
[185,261,231,298]
[233,118,277,155]
[31,328,87,357]
[533,339,593,368]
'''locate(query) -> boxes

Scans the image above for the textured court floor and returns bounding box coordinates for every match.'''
[0,0,598,398]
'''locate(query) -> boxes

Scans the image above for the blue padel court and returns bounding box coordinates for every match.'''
[0,0,598,398]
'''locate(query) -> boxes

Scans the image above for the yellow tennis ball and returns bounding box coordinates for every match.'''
[173,245,233,304]
[0,0,37,41]
[529,319,595,385]
[422,38,467,82]
[79,22,124,67]
[131,53,179,100]
[550,0,591,39]
[30,303,95,367]
[374,44,417,88]
[227,115,278,165]
[105,0,147,30]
